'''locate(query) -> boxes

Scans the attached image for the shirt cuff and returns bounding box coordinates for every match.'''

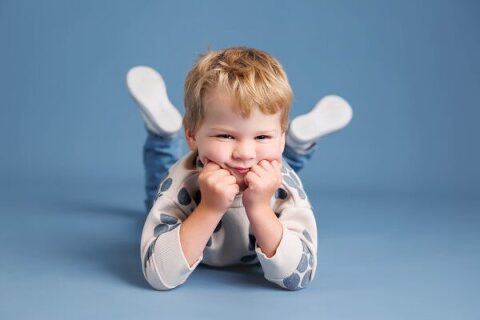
[255,224,303,280]
[153,225,202,288]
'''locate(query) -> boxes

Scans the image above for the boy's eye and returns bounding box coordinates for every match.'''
[217,134,234,139]
[256,135,270,140]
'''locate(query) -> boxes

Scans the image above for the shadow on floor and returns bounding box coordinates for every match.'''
[56,200,151,289]
[195,263,279,290]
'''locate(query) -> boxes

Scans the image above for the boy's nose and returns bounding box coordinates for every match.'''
[232,141,255,162]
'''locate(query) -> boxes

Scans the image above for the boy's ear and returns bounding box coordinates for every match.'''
[185,128,197,151]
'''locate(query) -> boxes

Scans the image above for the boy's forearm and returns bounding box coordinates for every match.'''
[179,203,224,267]
[245,204,283,258]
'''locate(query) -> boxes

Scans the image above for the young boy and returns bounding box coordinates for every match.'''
[127,47,352,291]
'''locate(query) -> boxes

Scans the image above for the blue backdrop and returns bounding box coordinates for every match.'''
[2,0,479,195]
[1,1,479,319]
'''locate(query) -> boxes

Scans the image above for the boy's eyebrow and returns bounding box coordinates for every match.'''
[255,130,278,135]
[210,127,278,134]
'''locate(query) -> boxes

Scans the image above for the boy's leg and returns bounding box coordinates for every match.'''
[127,66,183,136]
[143,131,182,210]
[127,66,184,211]
[283,95,353,172]
[282,142,316,173]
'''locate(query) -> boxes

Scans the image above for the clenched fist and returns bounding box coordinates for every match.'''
[242,159,282,211]
[198,159,240,214]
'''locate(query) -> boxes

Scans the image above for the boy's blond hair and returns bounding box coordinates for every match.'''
[183,47,293,134]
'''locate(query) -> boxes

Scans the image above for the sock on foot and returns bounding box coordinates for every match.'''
[126,66,182,136]
[287,95,353,152]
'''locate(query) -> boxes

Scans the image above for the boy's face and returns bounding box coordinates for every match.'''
[185,87,286,190]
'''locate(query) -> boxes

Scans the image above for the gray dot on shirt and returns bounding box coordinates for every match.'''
[154,224,169,237]
[302,240,309,254]
[291,172,301,187]
[284,173,307,199]
[146,241,155,260]
[275,188,288,199]
[144,239,157,270]
[160,214,178,225]
[303,229,312,243]
[160,178,173,192]
[301,270,312,288]
[297,188,307,200]
[297,254,309,273]
[178,188,191,205]
[283,160,293,172]
[309,254,314,268]
[283,272,300,290]
[283,175,297,189]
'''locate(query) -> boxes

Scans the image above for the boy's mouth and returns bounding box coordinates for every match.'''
[228,166,250,175]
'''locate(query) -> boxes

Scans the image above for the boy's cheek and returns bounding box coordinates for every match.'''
[198,145,228,167]
[261,149,283,164]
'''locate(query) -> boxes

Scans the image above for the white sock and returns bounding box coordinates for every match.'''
[126,66,182,136]
[287,95,353,152]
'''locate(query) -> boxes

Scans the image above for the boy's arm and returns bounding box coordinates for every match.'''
[252,205,317,291]
[142,161,239,291]
[141,194,207,291]
[141,194,191,291]
[179,203,224,267]
[142,194,225,291]
[245,204,283,258]
[244,161,317,290]
[179,159,239,265]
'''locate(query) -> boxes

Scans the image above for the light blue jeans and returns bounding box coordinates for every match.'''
[143,130,316,211]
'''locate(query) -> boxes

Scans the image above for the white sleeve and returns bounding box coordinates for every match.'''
[255,167,317,290]
[140,194,202,290]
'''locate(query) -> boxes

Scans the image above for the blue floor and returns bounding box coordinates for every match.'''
[1,175,479,320]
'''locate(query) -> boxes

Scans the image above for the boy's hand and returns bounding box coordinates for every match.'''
[198,159,240,214]
[242,160,282,211]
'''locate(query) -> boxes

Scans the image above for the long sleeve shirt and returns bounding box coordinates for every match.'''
[140,151,317,290]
